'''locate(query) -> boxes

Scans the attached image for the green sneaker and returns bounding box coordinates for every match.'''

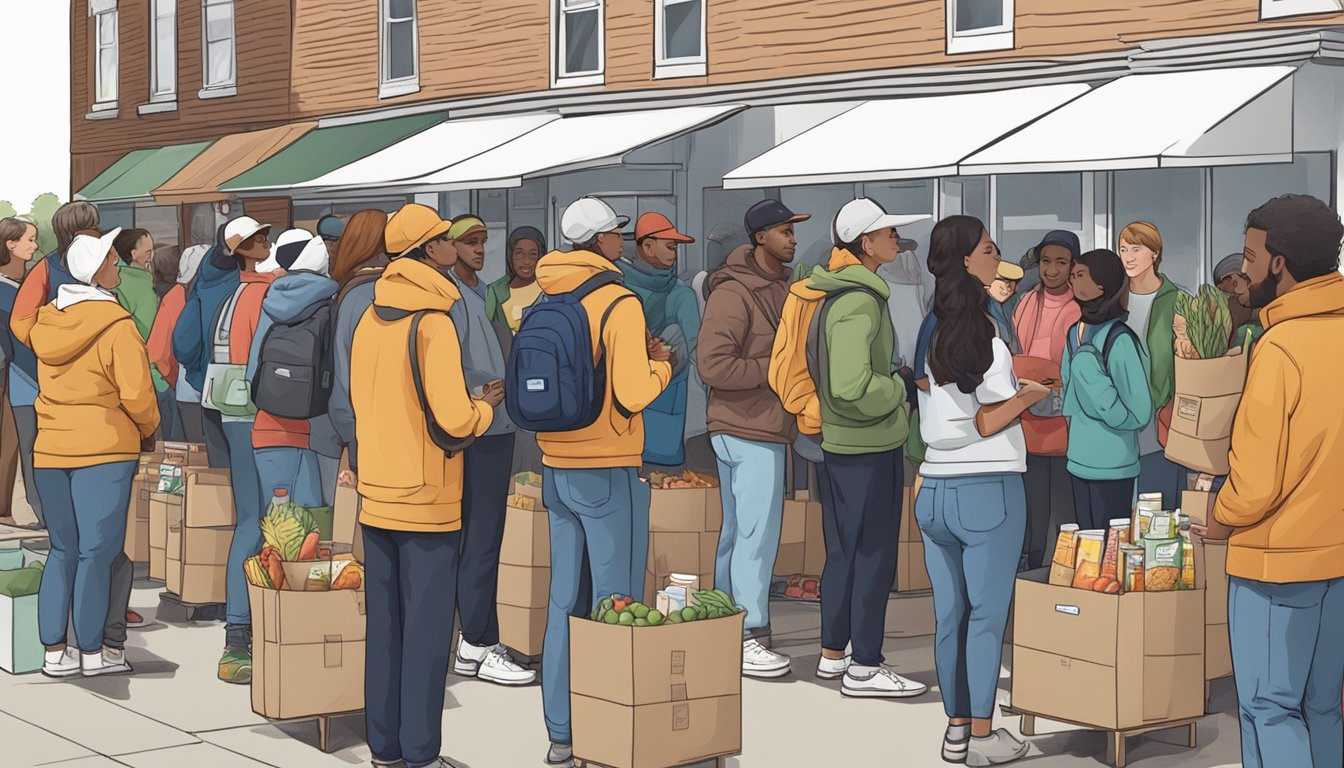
[218,648,252,685]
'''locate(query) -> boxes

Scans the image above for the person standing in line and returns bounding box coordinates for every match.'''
[918,216,1050,766]
[147,235,209,445]
[804,199,924,699]
[206,216,276,685]
[1193,194,1344,768]
[1213,253,1265,350]
[317,215,345,263]
[987,260,1023,354]
[1117,222,1184,508]
[439,215,536,687]
[532,197,672,768]
[30,230,159,679]
[354,204,502,768]
[1011,231,1082,568]
[485,226,546,475]
[112,228,179,442]
[698,200,805,678]
[172,222,238,467]
[1061,249,1153,531]
[0,217,38,526]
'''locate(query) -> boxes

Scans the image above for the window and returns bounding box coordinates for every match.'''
[201,0,235,96]
[655,0,706,79]
[150,0,176,101]
[553,0,604,87]
[92,2,118,108]
[946,0,1014,55]
[380,0,419,98]
[1260,0,1343,20]
[1113,169,1202,293]
[1211,154,1333,271]
[995,173,1082,271]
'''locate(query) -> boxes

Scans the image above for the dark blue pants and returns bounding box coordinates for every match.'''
[818,449,903,667]
[1070,476,1135,532]
[456,433,515,648]
[363,525,461,768]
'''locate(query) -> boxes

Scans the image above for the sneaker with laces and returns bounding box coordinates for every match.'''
[944,723,971,763]
[42,647,81,678]
[82,647,132,677]
[841,665,928,698]
[545,742,573,767]
[966,729,1029,766]
[816,642,853,680]
[742,639,790,679]
[453,637,536,685]
[218,648,252,684]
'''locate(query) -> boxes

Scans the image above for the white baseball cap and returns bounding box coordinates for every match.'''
[223,216,272,255]
[66,227,122,285]
[832,198,930,245]
[561,197,629,243]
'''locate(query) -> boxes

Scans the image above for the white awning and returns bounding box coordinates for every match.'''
[291,113,558,192]
[961,66,1297,175]
[408,104,745,191]
[721,84,1090,189]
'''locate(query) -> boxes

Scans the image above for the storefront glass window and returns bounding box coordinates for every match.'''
[942,176,990,225]
[863,179,936,264]
[780,184,857,268]
[1113,168,1201,292]
[477,189,510,286]
[1211,153,1333,268]
[996,173,1082,268]
[135,205,180,253]
[98,204,135,234]
[701,187,771,275]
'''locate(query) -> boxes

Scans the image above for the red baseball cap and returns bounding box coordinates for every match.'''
[635,212,695,243]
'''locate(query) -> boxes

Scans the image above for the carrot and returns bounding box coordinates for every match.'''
[298,531,320,561]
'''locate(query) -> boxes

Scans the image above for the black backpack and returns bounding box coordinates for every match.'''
[251,295,337,420]
[373,305,475,458]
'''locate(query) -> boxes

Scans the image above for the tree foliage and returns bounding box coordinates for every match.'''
[27,193,62,258]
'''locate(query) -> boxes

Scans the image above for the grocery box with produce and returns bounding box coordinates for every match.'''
[647,470,722,534]
[0,544,45,675]
[1166,287,1249,475]
[571,589,744,768]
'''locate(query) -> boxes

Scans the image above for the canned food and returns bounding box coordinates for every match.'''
[1121,544,1145,593]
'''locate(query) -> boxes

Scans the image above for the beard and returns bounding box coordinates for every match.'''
[1244,269,1281,309]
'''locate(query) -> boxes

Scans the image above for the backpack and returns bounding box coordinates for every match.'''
[251,293,337,420]
[201,284,258,418]
[505,271,635,432]
[371,305,474,458]
[1068,321,1140,370]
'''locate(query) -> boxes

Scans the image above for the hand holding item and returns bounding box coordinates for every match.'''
[649,340,672,363]
[1173,314,1198,359]
[1191,517,1235,542]
[474,378,505,407]
[337,470,357,488]
[141,435,156,454]
[1017,378,1052,405]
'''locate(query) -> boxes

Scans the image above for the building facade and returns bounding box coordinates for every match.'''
[71,0,1344,289]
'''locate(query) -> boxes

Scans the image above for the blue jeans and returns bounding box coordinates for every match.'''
[712,435,786,635]
[541,466,648,744]
[35,461,136,652]
[1229,576,1344,768]
[254,447,325,508]
[1138,451,1185,510]
[363,525,461,768]
[222,421,265,645]
[917,473,1026,719]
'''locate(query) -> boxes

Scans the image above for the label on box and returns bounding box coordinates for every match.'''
[1054,604,1080,616]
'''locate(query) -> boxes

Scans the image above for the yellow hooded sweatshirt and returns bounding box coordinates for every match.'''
[29,301,160,469]
[534,250,673,469]
[351,257,494,533]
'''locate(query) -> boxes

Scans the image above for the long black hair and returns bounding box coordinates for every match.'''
[926,215,997,394]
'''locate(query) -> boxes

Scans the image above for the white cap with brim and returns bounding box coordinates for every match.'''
[66,227,122,285]
[223,216,271,255]
[833,198,930,245]
[561,197,630,244]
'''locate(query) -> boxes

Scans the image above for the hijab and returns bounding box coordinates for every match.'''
[1074,248,1129,326]
[505,226,546,278]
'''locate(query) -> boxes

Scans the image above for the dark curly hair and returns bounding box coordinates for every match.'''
[926,215,996,394]
[1244,194,1342,282]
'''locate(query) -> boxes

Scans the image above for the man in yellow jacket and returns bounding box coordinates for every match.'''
[535,197,672,768]
[351,204,502,768]
[1196,194,1344,768]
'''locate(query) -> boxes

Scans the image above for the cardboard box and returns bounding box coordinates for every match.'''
[570,613,743,768]
[1203,542,1228,626]
[802,497,825,577]
[1011,570,1205,731]
[165,500,231,605]
[184,468,233,528]
[498,603,547,657]
[0,548,45,674]
[896,540,931,593]
[501,504,550,568]
[779,494,807,546]
[645,532,717,604]
[649,486,722,533]
[1206,623,1232,681]
[898,477,924,543]
[644,570,714,608]
[124,473,156,563]
[497,564,550,609]
[333,483,360,546]
[148,492,178,582]
[1165,352,1247,476]
[772,543,805,578]
[1181,489,1216,528]
[514,480,545,506]
[250,584,366,720]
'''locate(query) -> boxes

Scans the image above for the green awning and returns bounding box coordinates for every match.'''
[77,141,214,203]
[221,112,447,193]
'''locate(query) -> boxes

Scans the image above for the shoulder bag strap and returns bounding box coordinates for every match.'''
[596,292,637,420]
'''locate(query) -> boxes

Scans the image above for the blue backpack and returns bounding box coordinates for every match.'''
[506,271,635,431]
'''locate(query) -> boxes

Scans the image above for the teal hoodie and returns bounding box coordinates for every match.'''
[1061,319,1154,481]
[618,257,701,359]
[808,264,909,455]
[114,263,167,393]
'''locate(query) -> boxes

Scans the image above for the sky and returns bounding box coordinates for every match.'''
[0,2,71,212]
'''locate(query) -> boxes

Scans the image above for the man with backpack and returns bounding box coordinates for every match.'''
[506,197,672,768]
[699,200,807,679]
[771,198,926,698]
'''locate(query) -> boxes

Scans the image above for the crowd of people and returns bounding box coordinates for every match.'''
[0,187,1340,768]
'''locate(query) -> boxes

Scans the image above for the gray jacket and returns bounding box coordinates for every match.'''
[328,280,375,470]
[449,276,515,436]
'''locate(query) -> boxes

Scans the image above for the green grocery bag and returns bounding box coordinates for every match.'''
[904,409,927,466]
[0,560,44,599]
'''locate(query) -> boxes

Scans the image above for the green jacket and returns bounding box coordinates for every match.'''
[114,264,167,393]
[1061,319,1154,480]
[808,264,909,455]
[1141,276,1180,410]
[485,274,514,333]
[1232,319,1265,351]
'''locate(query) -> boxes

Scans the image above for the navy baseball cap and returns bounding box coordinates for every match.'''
[744,200,810,238]
[317,215,345,242]
[1034,230,1081,262]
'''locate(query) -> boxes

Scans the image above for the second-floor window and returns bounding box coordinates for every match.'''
[151,0,176,101]
[380,0,420,97]
[655,0,706,78]
[92,1,119,107]
[554,0,604,87]
[1260,0,1344,19]
[946,0,1014,55]
[202,0,236,93]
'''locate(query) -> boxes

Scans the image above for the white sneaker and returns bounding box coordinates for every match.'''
[81,647,132,677]
[841,665,928,698]
[741,639,790,679]
[815,642,854,680]
[967,729,1029,766]
[453,637,535,686]
[42,647,81,678]
[944,723,972,763]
